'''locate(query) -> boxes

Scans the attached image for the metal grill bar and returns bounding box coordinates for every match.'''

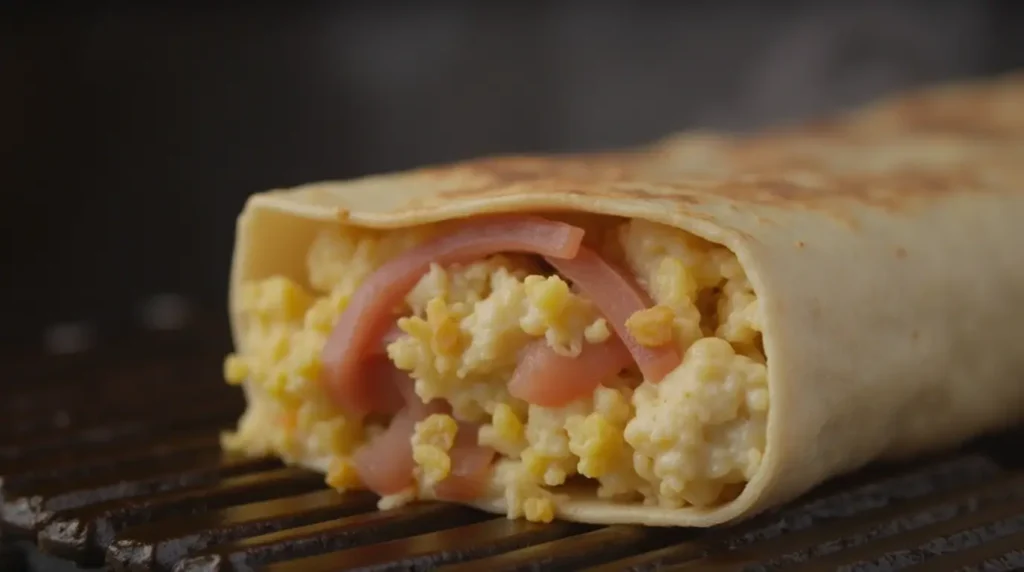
[438,525,685,572]
[105,489,379,571]
[581,456,1008,572]
[782,499,1024,571]
[1,326,1022,572]
[2,453,278,534]
[663,472,1024,571]
[37,466,327,565]
[925,529,1024,572]
[260,518,590,572]
[182,505,514,572]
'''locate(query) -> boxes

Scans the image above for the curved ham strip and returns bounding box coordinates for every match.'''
[433,422,497,501]
[321,215,586,417]
[352,406,420,495]
[351,364,497,499]
[544,247,681,384]
[358,357,408,416]
[508,337,633,407]
[352,369,448,496]
[353,390,497,499]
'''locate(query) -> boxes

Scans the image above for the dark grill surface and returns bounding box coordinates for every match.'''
[2,324,1023,572]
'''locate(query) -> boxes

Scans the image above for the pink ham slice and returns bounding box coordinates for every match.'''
[352,371,497,499]
[352,370,447,496]
[358,357,408,416]
[508,337,633,407]
[321,215,586,417]
[433,421,497,501]
[352,404,421,496]
[543,246,682,384]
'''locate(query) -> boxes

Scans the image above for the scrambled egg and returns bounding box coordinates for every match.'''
[389,257,608,422]
[223,216,768,521]
[412,414,459,485]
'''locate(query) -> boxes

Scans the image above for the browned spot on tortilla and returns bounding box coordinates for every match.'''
[336,208,351,222]
[795,240,805,248]
[609,184,707,204]
[895,247,908,258]
[453,154,642,185]
[912,330,920,340]
[703,164,1017,217]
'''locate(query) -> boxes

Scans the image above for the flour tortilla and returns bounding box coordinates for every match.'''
[648,72,1024,173]
[229,97,1024,529]
[808,71,1024,138]
[648,73,1024,175]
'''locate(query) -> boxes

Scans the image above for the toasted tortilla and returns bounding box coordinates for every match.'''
[229,80,1024,527]
[810,71,1024,138]
[649,72,1024,174]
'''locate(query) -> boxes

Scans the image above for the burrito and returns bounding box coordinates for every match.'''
[221,80,1024,528]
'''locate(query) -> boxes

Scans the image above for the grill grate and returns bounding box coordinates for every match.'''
[1,324,1022,572]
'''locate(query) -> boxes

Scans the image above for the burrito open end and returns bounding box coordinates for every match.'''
[225,210,767,523]
[221,123,1024,527]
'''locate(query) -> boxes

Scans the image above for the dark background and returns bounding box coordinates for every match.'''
[3,0,1023,350]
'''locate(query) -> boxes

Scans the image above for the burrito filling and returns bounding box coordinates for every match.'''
[223,215,767,522]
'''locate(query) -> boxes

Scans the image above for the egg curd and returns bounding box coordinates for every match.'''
[222,217,768,522]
